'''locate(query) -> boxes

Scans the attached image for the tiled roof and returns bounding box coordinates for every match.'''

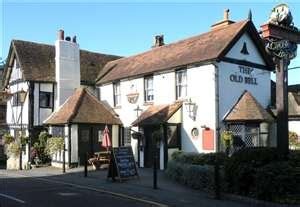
[224,90,274,122]
[4,40,121,86]
[97,20,273,85]
[132,102,182,126]
[44,88,122,125]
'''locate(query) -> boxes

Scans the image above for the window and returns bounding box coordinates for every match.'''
[12,92,22,106]
[144,76,154,102]
[175,69,187,99]
[113,82,121,107]
[167,125,180,148]
[123,127,131,146]
[39,92,53,108]
[52,126,65,137]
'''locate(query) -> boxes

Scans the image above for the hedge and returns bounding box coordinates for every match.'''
[171,150,228,165]
[166,160,217,192]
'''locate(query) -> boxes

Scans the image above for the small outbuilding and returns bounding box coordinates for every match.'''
[44,87,122,168]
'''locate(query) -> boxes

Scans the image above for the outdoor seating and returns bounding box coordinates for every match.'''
[88,151,110,170]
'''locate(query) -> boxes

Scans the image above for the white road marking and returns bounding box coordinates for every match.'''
[0,193,26,204]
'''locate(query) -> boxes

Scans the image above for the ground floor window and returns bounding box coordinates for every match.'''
[51,126,64,138]
[166,125,180,148]
[228,123,260,148]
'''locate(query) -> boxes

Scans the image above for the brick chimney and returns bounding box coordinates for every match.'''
[55,29,80,109]
[152,35,164,48]
[211,9,235,30]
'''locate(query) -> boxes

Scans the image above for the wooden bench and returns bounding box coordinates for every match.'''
[88,151,110,170]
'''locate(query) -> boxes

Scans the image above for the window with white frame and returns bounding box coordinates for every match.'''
[113,82,121,107]
[175,69,187,99]
[144,76,154,102]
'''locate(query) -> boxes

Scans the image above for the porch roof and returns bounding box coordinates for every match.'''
[44,87,122,125]
[131,102,182,126]
[224,90,274,122]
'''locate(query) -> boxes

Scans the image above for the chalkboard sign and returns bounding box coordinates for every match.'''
[107,146,139,181]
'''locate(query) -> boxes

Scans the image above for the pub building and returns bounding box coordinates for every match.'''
[97,10,276,170]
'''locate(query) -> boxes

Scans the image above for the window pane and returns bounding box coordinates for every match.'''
[39,92,52,108]
[144,76,154,102]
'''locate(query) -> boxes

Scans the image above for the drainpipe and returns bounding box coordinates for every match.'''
[212,62,220,152]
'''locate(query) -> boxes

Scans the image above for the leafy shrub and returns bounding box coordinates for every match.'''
[224,147,280,195]
[166,160,217,192]
[45,137,64,155]
[171,150,228,165]
[3,133,14,145]
[32,131,51,163]
[254,161,297,202]
[5,142,21,157]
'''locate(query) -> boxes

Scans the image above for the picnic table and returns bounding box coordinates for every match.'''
[88,151,110,170]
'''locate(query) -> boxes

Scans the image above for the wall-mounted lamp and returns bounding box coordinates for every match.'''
[185,98,197,121]
[201,125,210,130]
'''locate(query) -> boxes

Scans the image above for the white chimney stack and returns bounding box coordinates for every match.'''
[55,29,80,109]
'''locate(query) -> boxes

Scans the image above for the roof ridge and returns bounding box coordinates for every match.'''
[103,20,249,66]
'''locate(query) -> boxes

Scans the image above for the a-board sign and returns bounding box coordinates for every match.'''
[107,146,139,181]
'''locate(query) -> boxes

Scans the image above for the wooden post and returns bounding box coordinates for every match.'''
[62,144,66,173]
[84,152,88,177]
[153,147,158,189]
[276,58,290,157]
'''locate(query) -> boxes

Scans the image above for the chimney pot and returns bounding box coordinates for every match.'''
[57,30,64,40]
[224,9,229,20]
[65,36,71,41]
[72,36,77,43]
[153,35,164,48]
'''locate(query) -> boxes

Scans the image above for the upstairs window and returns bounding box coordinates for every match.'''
[12,92,22,106]
[175,69,187,99]
[144,76,154,102]
[113,82,121,107]
[40,92,53,108]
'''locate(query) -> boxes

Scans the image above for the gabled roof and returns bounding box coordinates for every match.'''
[132,102,182,126]
[44,88,122,125]
[96,20,274,85]
[3,40,121,86]
[224,90,274,122]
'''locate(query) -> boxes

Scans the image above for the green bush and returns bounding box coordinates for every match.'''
[254,161,297,202]
[224,147,280,195]
[171,150,228,165]
[166,160,216,192]
[3,133,14,145]
[45,137,64,155]
[32,131,51,163]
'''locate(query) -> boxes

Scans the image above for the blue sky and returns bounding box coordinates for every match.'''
[1,0,300,84]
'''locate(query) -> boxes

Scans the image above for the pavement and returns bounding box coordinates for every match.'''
[0,166,294,207]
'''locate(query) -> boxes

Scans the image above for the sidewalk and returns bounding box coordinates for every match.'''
[2,166,276,207]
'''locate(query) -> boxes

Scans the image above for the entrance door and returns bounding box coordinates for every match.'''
[78,126,92,165]
[144,126,160,168]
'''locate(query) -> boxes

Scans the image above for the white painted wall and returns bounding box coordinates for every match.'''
[6,81,29,127]
[218,61,271,123]
[33,83,54,126]
[177,64,217,153]
[71,124,78,163]
[225,33,266,65]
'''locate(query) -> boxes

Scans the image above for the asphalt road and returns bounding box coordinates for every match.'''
[0,174,151,207]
